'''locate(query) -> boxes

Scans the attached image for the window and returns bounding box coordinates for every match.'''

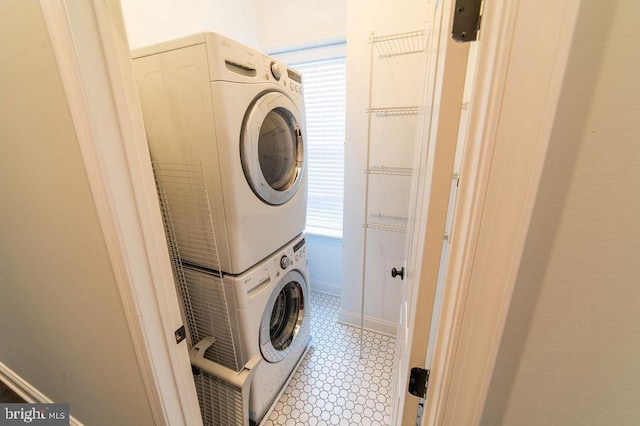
[274,44,346,238]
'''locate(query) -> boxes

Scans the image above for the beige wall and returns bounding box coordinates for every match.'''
[482,0,640,424]
[0,1,155,424]
[120,0,259,49]
[256,0,346,52]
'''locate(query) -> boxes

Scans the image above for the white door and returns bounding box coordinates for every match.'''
[390,0,473,423]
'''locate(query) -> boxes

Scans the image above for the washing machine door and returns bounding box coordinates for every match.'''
[260,270,308,363]
[241,91,305,206]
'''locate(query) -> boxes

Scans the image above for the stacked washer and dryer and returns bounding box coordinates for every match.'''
[132,33,311,425]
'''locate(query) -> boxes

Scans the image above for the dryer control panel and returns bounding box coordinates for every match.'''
[259,55,304,99]
[281,68,304,98]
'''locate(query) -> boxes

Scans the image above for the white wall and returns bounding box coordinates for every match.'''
[120,0,259,49]
[256,0,346,52]
[306,234,343,296]
[482,0,640,424]
[0,1,155,424]
[341,0,428,334]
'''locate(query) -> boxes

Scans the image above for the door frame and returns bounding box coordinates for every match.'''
[420,0,582,424]
[40,0,583,425]
[41,1,201,424]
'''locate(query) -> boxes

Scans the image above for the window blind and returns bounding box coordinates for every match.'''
[292,57,346,237]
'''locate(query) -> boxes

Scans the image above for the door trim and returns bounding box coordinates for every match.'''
[422,0,581,424]
[41,1,202,424]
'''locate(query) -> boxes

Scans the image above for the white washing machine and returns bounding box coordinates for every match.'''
[132,33,307,274]
[226,233,311,423]
[179,233,310,424]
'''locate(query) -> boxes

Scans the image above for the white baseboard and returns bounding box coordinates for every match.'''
[0,361,84,426]
[310,279,341,297]
[337,309,397,337]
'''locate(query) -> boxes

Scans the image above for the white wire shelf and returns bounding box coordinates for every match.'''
[363,214,408,233]
[152,160,242,373]
[367,106,419,116]
[364,166,413,176]
[152,162,221,272]
[371,30,427,58]
[359,27,425,359]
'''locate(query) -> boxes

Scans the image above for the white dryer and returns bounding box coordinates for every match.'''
[132,33,307,274]
[226,233,311,423]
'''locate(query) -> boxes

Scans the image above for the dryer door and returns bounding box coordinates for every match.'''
[260,270,308,363]
[241,91,305,205]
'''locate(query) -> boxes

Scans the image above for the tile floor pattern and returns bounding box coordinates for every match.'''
[262,291,396,426]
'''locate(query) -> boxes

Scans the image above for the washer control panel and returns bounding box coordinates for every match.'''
[293,237,307,263]
[239,236,308,307]
[264,237,307,283]
[273,237,307,274]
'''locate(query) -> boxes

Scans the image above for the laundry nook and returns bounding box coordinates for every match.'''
[2,1,638,426]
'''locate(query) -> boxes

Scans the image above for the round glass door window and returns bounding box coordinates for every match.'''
[242,92,305,205]
[260,270,307,363]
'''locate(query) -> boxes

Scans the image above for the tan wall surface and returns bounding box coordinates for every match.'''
[482,1,640,424]
[0,1,155,424]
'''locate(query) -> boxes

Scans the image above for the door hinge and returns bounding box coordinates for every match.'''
[408,367,430,398]
[452,0,483,42]
[174,325,186,344]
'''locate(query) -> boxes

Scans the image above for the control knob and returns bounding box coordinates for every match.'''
[270,62,283,81]
[280,255,292,269]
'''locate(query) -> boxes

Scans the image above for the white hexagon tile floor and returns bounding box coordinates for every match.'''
[261,290,396,426]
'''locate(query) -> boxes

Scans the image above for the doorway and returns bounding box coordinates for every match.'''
[117,2,476,422]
